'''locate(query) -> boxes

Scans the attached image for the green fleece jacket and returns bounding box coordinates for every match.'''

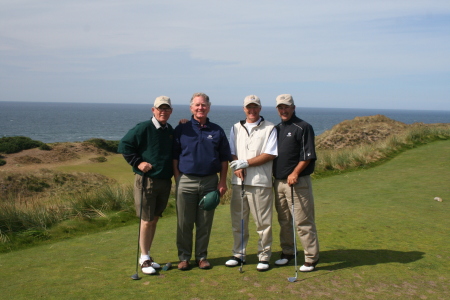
[118,120,173,179]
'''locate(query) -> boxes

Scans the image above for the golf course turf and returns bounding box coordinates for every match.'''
[0,140,449,299]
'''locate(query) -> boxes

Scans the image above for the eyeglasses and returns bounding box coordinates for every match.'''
[155,107,172,112]
[276,105,292,110]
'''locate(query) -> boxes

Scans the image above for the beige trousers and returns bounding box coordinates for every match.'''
[230,184,273,262]
[274,176,319,263]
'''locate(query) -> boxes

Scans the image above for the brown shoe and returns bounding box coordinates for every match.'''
[178,260,190,271]
[196,258,211,269]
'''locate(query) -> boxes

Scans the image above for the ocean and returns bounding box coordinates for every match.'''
[1,101,449,143]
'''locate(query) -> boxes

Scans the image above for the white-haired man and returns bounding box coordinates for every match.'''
[118,96,174,275]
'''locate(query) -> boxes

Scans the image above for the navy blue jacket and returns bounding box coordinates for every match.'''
[173,116,232,176]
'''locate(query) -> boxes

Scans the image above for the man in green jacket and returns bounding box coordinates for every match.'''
[118,96,174,275]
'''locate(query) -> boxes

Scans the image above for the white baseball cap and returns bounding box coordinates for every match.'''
[154,96,172,108]
[243,95,261,107]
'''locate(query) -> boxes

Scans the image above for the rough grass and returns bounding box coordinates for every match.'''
[0,140,448,299]
[0,136,47,154]
[0,178,134,252]
[314,120,450,177]
[0,169,113,200]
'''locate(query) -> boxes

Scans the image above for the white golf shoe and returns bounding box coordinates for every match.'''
[139,257,161,275]
[225,256,245,267]
[274,253,295,266]
[256,261,270,272]
[275,258,289,266]
[299,260,319,272]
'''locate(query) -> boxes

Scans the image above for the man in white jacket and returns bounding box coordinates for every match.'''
[226,95,278,271]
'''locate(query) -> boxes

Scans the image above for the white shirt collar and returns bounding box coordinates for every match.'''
[152,116,167,129]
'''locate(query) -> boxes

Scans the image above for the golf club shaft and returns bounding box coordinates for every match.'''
[240,175,245,272]
[291,184,298,279]
[133,177,146,278]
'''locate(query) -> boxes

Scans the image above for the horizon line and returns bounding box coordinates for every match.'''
[1,100,449,113]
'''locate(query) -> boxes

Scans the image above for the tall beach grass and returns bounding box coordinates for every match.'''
[315,124,450,175]
[0,184,137,252]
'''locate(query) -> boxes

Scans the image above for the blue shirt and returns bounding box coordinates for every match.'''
[173,116,232,176]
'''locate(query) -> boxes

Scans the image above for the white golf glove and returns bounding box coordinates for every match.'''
[230,159,249,170]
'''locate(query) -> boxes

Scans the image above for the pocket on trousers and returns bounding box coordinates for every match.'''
[295,176,309,189]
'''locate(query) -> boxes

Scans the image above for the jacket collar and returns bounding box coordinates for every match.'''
[239,116,265,127]
[191,115,210,128]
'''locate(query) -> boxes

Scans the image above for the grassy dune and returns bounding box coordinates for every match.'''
[0,140,448,299]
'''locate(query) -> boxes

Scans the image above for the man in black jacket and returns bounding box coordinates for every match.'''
[272,94,320,272]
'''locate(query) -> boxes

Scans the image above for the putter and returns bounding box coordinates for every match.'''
[131,178,145,280]
[239,175,245,273]
[288,184,298,283]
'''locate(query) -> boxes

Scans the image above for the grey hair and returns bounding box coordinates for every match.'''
[190,92,211,106]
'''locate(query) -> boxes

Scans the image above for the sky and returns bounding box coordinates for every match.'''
[1,0,449,110]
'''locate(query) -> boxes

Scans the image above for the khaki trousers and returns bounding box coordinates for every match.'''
[274,176,319,263]
[230,184,273,262]
[133,174,171,221]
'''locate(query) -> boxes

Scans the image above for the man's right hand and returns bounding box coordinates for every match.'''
[234,169,246,181]
[138,162,153,173]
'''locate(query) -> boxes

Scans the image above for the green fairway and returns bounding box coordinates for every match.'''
[1,141,449,299]
[57,154,133,184]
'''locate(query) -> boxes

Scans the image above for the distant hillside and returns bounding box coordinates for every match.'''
[315,114,446,150]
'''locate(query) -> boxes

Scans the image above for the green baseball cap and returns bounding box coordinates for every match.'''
[199,190,220,211]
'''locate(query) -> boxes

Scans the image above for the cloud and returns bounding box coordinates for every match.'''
[1,0,449,109]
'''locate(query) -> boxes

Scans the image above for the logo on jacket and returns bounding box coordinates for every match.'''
[207,135,213,139]
[287,132,292,137]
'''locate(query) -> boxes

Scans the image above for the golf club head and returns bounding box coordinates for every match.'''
[162,262,172,271]
[131,273,141,280]
[239,266,243,273]
[288,276,297,283]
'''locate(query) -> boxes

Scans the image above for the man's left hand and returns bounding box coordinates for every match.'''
[230,160,249,170]
[218,181,227,197]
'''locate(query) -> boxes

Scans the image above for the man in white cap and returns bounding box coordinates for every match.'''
[273,94,320,272]
[118,96,174,275]
[226,95,278,271]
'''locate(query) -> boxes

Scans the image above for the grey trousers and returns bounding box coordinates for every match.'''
[274,176,320,263]
[176,174,218,262]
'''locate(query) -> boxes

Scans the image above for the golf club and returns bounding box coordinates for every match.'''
[162,262,172,271]
[131,178,145,280]
[288,184,298,283]
[239,175,245,273]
